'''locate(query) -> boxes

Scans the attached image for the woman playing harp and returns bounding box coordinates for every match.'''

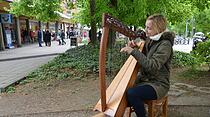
[120,14,175,117]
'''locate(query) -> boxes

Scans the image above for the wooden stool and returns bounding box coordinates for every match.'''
[128,96,168,117]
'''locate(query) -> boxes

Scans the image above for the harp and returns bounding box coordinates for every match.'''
[93,13,145,116]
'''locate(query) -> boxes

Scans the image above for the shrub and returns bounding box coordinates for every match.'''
[172,51,200,69]
[192,40,210,71]
[26,44,128,81]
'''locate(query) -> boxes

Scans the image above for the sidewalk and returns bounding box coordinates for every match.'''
[0,39,73,92]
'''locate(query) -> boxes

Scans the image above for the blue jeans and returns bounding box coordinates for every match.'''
[127,85,157,117]
[38,38,42,47]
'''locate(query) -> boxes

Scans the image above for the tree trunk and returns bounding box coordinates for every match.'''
[26,19,30,36]
[89,0,97,44]
[55,21,58,36]
[46,22,49,30]
[110,0,117,8]
[108,29,116,48]
[107,0,117,48]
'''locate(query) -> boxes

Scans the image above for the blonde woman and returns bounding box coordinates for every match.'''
[121,14,175,117]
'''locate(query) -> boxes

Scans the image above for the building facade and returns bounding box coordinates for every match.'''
[1,0,74,51]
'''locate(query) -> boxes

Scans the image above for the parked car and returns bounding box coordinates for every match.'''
[192,32,205,50]
[193,32,205,41]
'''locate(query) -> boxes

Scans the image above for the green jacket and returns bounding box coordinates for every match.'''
[130,31,175,99]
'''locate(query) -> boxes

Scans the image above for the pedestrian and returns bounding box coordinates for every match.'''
[66,27,70,39]
[61,30,66,45]
[57,29,62,45]
[37,28,42,47]
[43,30,47,46]
[29,29,35,43]
[69,27,77,46]
[120,14,175,117]
[23,29,29,43]
[69,27,75,39]
[97,30,102,42]
[45,29,51,47]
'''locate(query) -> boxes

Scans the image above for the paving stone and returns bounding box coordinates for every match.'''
[194,87,210,94]
[0,40,73,92]
[170,84,179,89]
[173,82,197,89]
[168,88,188,97]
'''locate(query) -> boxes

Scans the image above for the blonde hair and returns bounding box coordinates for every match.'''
[147,14,167,34]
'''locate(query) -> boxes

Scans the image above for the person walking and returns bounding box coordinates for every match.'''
[97,30,102,42]
[120,14,175,117]
[29,29,35,43]
[43,30,47,46]
[66,27,70,39]
[23,29,29,43]
[57,29,62,45]
[45,29,51,47]
[69,27,75,39]
[37,28,42,47]
[61,30,66,45]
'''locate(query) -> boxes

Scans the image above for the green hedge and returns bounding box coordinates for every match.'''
[26,44,128,81]
[26,44,202,81]
[172,51,200,68]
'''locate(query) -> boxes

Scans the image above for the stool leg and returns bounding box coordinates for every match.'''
[148,102,155,117]
[123,107,132,117]
[162,97,168,117]
[128,107,132,117]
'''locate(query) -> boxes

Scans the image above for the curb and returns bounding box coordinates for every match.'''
[0,53,60,62]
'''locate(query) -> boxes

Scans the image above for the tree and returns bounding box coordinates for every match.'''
[9,0,61,22]
[194,8,210,33]
[76,0,204,28]
[89,0,97,44]
[75,0,210,71]
[75,0,210,45]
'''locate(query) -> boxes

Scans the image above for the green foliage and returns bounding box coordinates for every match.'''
[15,41,209,89]
[194,8,210,33]
[75,0,90,25]
[165,0,195,24]
[6,86,15,93]
[170,3,210,35]
[192,40,210,69]
[172,51,200,68]
[75,0,208,28]
[116,0,147,26]
[26,44,128,82]
[170,22,186,35]
[25,44,206,83]
[178,68,208,79]
[76,0,116,26]
[191,0,210,11]
[9,0,61,22]
[67,2,75,9]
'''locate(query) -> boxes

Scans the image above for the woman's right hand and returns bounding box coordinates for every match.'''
[128,40,136,48]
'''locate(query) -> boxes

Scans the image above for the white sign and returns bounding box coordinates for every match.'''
[5,29,14,48]
[0,14,13,24]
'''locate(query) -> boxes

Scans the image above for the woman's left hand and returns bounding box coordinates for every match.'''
[120,44,134,54]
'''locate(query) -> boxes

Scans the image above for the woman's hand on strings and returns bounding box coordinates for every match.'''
[128,40,136,47]
[120,43,134,54]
